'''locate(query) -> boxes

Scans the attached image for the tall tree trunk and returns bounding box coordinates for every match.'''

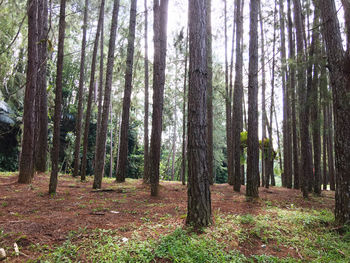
[72,0,89,178]
[322,101,328,190]
[259,1,267,188]
[95,1,105,172]
[246,0,260,198]
[81,0,104,182]
[18,0,38,184]
[171,92,177,181]
[310,4,321,194]
[116,0,138,183]
[319,0,350,224]
[293,0,311,198]
[186,0,211,228]
[279,0,292,188]
[224,0,233,186]
[143,0,150,184]
[181,28,189,186]
[149,0,169,196]
[93,0,120,189]
[109,103,113,178]
[35,0,48,172]
[49,0,66,193]
[232,0,244,192]
[207,0,214,185]
[287,0,300,190]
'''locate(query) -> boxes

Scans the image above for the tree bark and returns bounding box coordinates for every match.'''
[35,0,48,173]
[186,0,212,228]
[72,0,89,178]
[149,0,169,196]
[81,0,104,182]
[93,0,120,189]
[18,0,38,184]
[319,0,350,224]
[49,0,66,193]
[116,0,138,183]
[246,0,260,198]
[232,0,244,192]
[143,0,150,184]
[327,103,335,190]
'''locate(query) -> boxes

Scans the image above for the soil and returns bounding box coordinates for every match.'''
[0,173,335,262]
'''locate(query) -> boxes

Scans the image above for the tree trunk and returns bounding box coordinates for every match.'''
[232,0,244,192]
[72,0,89,178]
[186,0,212,228]
[293,0,311,198]
[95,0,105,173]
[81,0,104,182]
[18,0,38,184]
[259,1,267,188]
[171,95,177,181]
[49,0,66,193]
[35,0,48,173]
[93,0,120,189]
[224,0,233,186]
[246,0,260,199]
[319,0,350,224]
[207,0,214,185]
[327,104,335,190]
[181,28,189,186]
[116,0,137,183]
[279,0,292,189]
[149,0,169,196]
[143,0,150,184]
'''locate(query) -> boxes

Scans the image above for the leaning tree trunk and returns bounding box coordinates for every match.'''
[116,0,137,183]
[93,0,120,189]
[186,0,212,228]
[232,0,244,192]
[246,0,260,198]
[35,0,48,172]
[143,0,150,184]
[149,0,169,196]
[49,0,66,194]
[319,0,350,224]
[72,0,89,178]
[18,0,38,184]
[81,0,104,182]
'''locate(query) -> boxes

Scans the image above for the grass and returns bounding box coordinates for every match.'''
[34,204,350,263]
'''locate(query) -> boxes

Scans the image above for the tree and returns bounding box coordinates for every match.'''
[149,0,169,196]
[81,0,105,182]
[293,0,311,198]
[287,0,299,190]
[232,0,244,192]
[49,0,66,194]
[181,28,188,186]
[143,0,150,184]
[72,0,89,178]
[246,0,260,198]
[319,0,350,224]
[207,0,214,185]
[93,0,121,189]
[18,0,38,184]
[116,0,138,183]
[279,0,292,189]
[186,0,212,228]
[35,0,48,172]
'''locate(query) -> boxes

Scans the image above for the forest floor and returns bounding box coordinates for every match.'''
[0,172,349,262]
